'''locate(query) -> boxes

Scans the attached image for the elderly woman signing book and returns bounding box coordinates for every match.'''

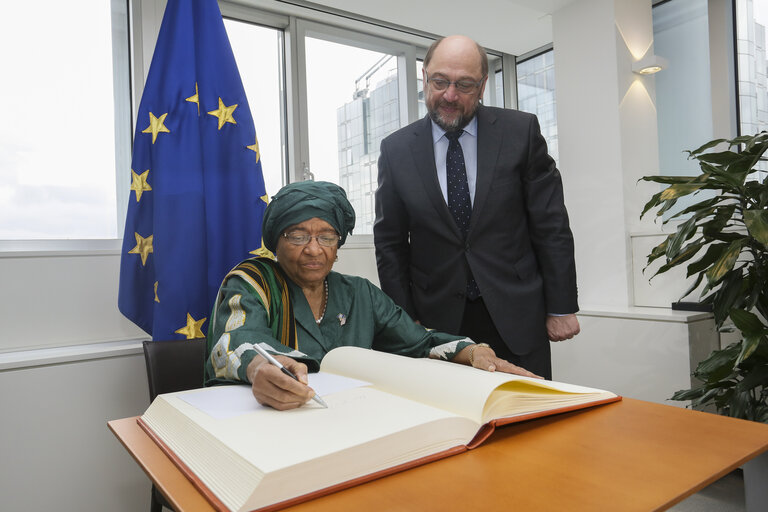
[206,180,538,409]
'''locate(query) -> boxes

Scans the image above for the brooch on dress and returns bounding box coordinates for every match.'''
[337,313,347,326]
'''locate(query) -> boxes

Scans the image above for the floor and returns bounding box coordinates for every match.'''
[670,470,745,512]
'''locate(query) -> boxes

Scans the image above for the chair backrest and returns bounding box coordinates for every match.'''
[142,338,207,402]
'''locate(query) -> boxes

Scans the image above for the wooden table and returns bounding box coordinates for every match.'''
[109,398,768,511]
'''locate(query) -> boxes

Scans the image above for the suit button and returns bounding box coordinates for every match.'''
[465,243,470,252]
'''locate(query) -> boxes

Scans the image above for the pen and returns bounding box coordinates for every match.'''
[251,343,328,408]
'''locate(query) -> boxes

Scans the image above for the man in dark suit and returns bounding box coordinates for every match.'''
[374,35,579,379]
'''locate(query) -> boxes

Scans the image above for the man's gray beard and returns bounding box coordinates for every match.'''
[427,100,480,133]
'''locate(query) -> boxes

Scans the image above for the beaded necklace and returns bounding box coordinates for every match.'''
[315,279,328,324]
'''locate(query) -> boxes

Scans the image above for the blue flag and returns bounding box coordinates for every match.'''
[118,0,269,340]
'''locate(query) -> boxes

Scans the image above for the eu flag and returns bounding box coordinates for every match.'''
[118,0,268,340]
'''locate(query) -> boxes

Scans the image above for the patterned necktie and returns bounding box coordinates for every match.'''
[445,130,480,299]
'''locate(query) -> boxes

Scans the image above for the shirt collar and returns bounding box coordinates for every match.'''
[430,114,478,144]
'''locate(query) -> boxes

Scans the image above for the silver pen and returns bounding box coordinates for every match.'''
[251,343,328,408]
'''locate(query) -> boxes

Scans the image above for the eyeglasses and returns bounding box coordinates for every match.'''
[426,74,485,94]
[282,232,341,247]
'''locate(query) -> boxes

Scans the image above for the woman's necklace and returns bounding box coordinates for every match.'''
[315,279,328,324]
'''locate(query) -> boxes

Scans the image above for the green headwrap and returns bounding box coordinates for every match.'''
[262,181,356,252]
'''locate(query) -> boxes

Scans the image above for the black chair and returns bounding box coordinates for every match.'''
[142,338,207,512]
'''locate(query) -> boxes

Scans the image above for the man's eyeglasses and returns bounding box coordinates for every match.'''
[282,232,341,247]
[426,74,485,94]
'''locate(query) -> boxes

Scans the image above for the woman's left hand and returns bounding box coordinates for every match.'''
[459,344,542,379]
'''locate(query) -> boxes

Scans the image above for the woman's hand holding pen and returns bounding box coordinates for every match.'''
[246,355,315,410]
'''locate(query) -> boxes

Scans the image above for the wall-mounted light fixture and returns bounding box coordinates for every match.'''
[632,54,668,75]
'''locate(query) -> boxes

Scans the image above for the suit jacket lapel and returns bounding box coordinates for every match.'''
[471,106,501,234]
[409,117,462,238]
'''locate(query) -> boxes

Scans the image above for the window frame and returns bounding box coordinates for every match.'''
[3,0,526,251]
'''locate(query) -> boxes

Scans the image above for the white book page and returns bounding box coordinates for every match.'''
[178,373,371,419]
[320,346,613,424]
[161,385,476,474]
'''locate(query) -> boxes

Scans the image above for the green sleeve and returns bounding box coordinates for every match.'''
[365,280,473,360]
[205,276,318,386]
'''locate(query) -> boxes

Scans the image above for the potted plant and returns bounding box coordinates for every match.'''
[639,132,768,423]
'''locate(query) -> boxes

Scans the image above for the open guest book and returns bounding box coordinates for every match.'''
[139,346,620,512]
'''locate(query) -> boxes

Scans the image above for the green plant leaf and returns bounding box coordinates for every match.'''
[686,243,727,277]
[654,242,704,277]
[657,197,679,217]
[699,162,745,190]
[639,175,698,186]
[729,389,751,418]
[669,198,720,220]
[646,235,671,266]
[640,190,663,219]
[730,134,762,147]
[660,183,706,201]
[712,272,747,327]
[694,344,739,381]
[701,204,737,237]
[744,209,768,246]
[688,138,728,155]
[705,239,745,283]
[671,387,706,401]
[736,335,764,366]
[730,309,768,337]
[737,361,768,391]
[678,272,705,301]
[696,151,741,165]
[666,216,699,259]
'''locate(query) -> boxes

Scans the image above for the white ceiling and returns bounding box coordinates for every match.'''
[311,0,581,55]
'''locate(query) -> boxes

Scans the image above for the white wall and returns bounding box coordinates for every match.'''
[0,249,146,353]
[0,348,150,511]
[553,0,668,309]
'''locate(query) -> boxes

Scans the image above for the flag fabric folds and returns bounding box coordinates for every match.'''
[118,0,268,340]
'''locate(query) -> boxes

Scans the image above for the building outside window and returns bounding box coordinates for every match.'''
[516,50,559,165]
[307,39,399,234]
[736,0,768,179]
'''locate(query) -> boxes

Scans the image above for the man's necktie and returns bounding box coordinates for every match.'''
[445,131,480,299]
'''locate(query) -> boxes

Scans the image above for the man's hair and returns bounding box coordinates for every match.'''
[423,37,489,78]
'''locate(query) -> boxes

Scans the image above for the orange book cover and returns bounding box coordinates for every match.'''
[138,347,620,511]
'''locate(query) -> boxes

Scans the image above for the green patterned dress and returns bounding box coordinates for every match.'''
[206,258,473,385]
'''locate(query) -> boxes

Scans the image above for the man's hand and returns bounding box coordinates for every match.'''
[246,355,315,410]
[546,314,580,341]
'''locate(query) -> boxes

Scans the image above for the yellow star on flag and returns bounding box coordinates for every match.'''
[154,281,160,303]
[128,232,154,266]
[250,239,275,260]
[247,134,260,163]
[207,97,238,130]
[261,194,269,204]
[175,313,207,339]
[185,82,200,115]
[141,112,170,144]
[129,169,152,202]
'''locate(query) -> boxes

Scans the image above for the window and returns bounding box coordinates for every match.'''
[305,36,401,234]
[516,50,558,164]
[2,1,522,244]
[0,0,130,239]
[653,0,712,178]
[416,59,427,119]
[494,69,504,108]
[735,0,768,179]
[225,19,287,199]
